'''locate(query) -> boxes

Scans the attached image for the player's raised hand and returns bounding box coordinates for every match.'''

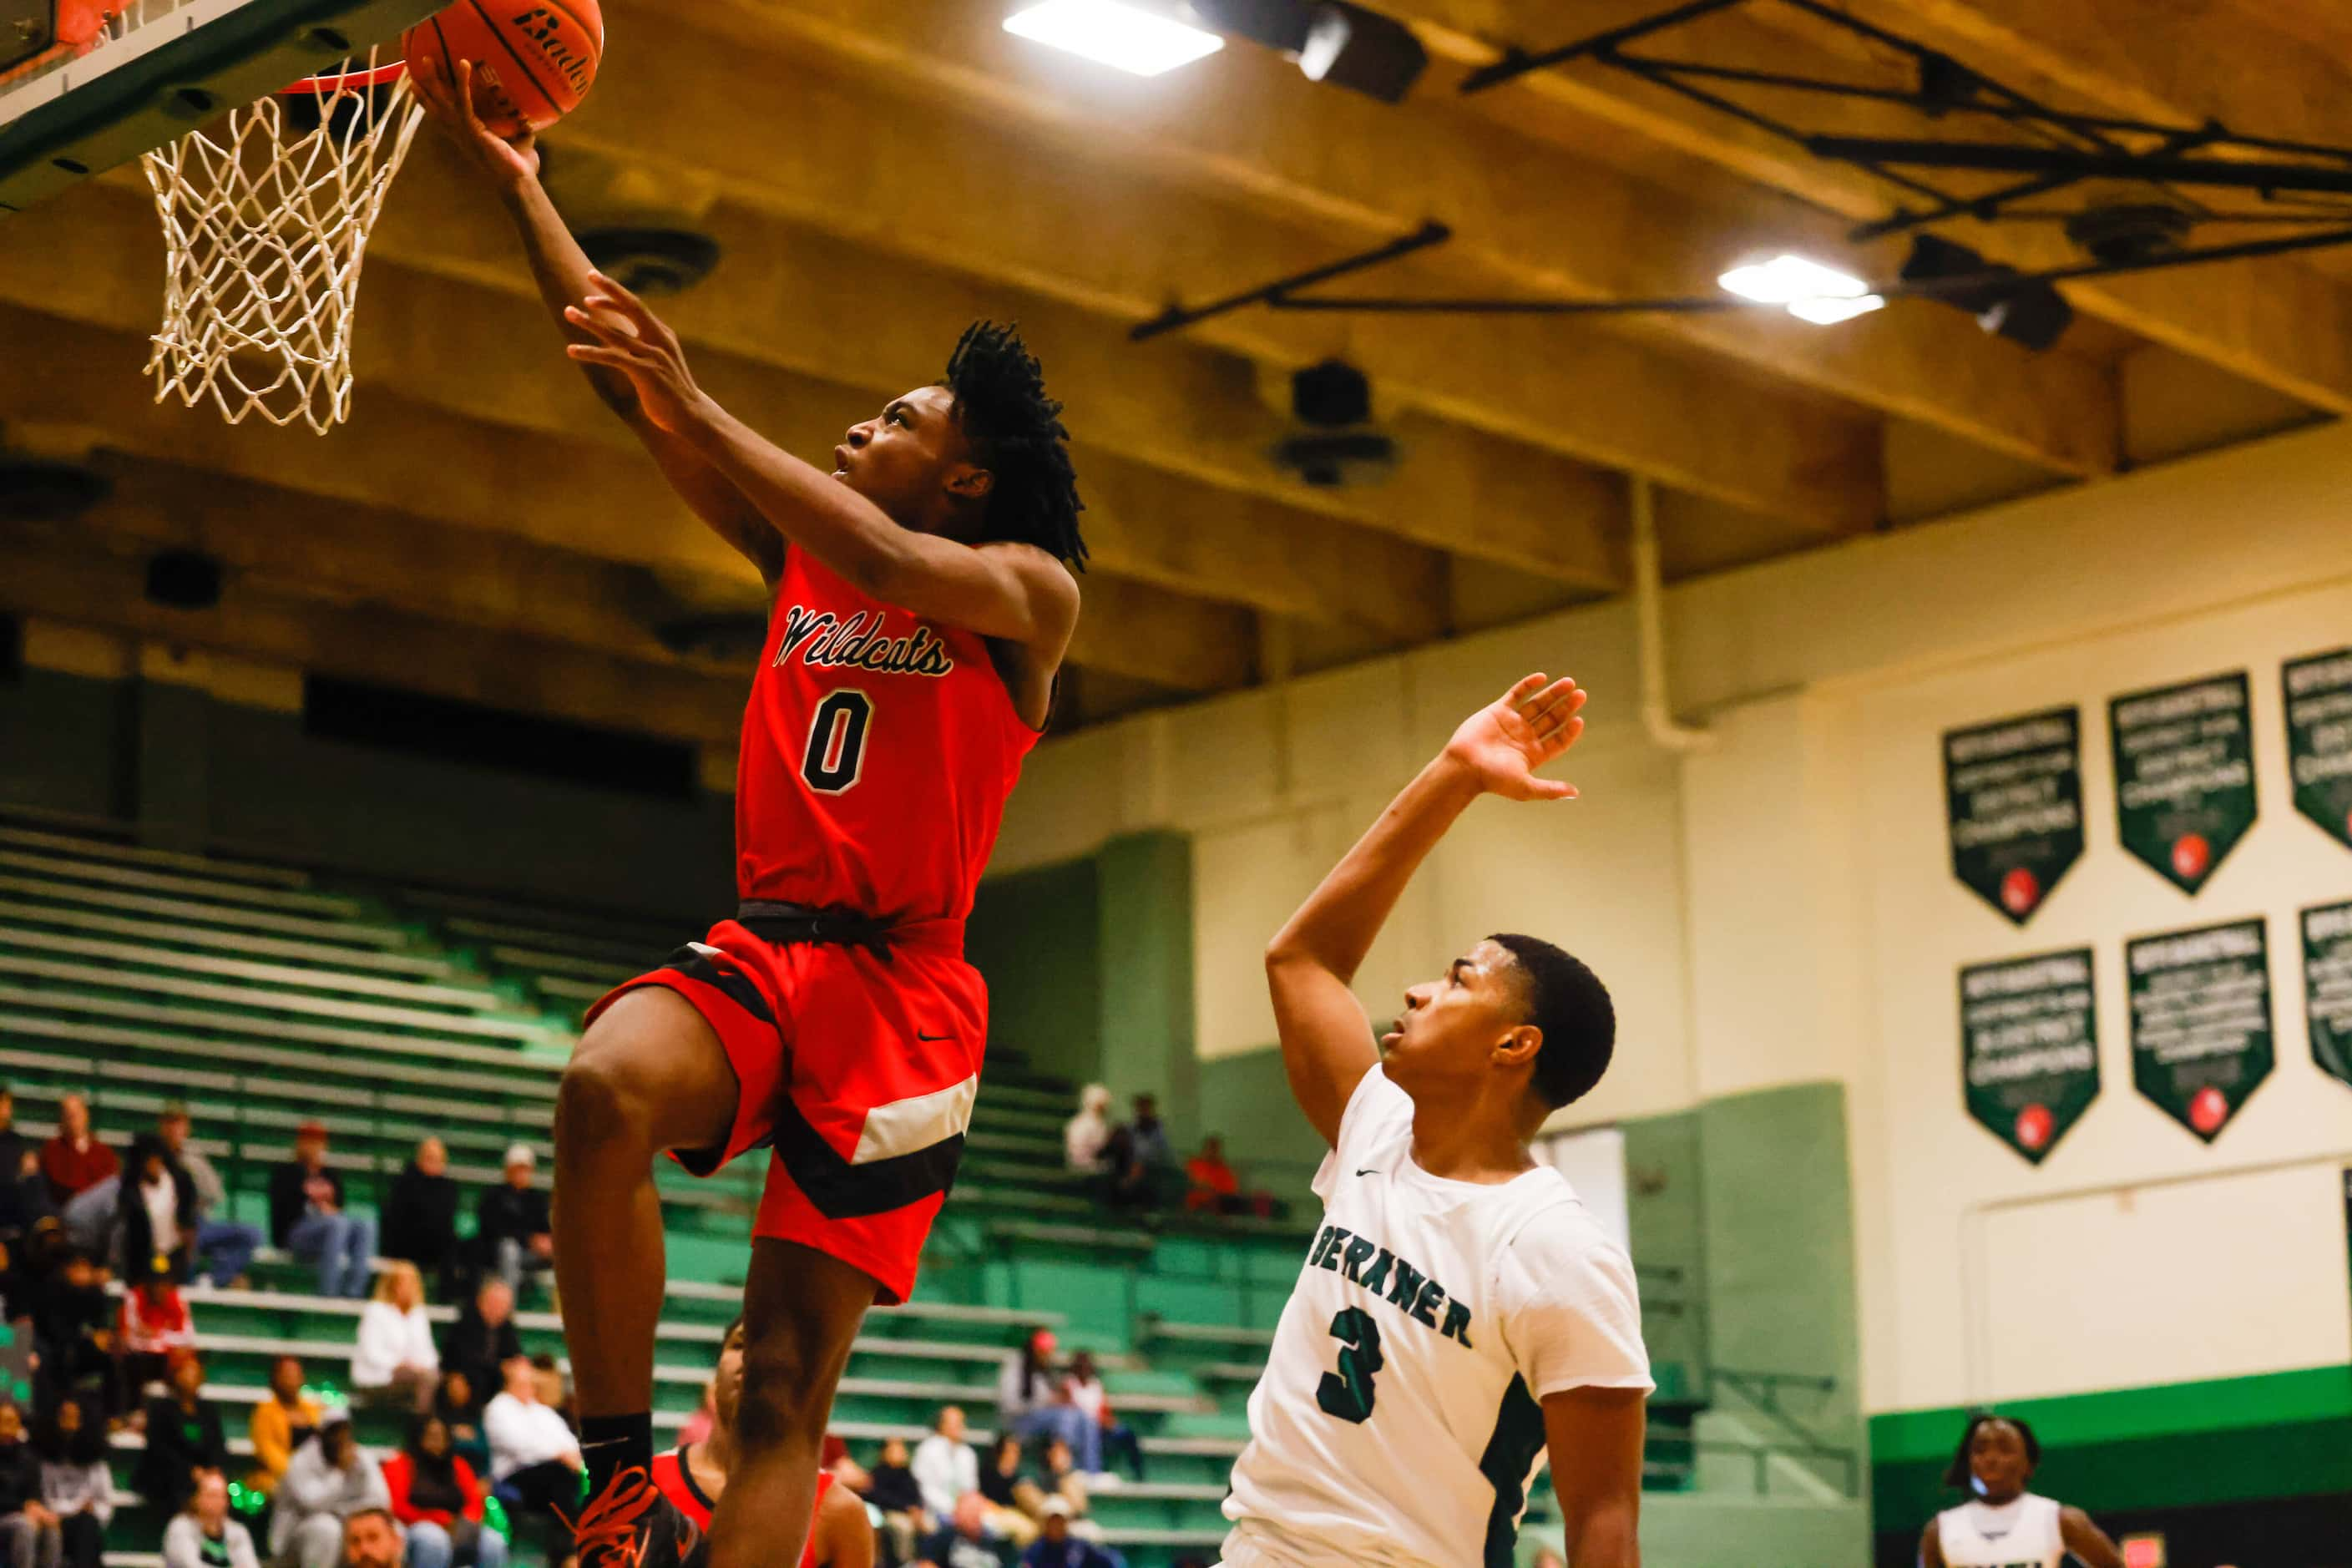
[1444,673,1586,802]
[564,271,710,434]
[410,56,539,190]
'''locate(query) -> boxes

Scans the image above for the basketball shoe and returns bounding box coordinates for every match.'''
[564,1467,702,1568]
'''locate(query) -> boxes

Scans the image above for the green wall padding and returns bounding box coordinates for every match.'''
[0,668,134,822]
[1870,1365,2352,1523]
[1195,1047,1325,1206]
[1095,832,1199,1142]
[968,856,1101,1090]
[205,703,732,919]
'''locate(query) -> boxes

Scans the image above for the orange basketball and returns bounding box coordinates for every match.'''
[403,1,604,136]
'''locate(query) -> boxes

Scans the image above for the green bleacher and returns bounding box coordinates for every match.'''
[0,819,1788,1568]
[0,822,1303,1566]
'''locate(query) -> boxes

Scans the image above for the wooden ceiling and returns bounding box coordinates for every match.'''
[3,0,2343,745]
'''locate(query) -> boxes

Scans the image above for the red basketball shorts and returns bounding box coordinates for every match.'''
[584,913,985,1304]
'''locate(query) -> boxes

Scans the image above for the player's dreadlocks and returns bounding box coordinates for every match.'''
[942,321,1089,570]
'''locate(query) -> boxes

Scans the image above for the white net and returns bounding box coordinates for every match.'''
[140,48,422,433]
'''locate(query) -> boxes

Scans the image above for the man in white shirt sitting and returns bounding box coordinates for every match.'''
[484,1356,584,1544]
[909,1405,979,1521]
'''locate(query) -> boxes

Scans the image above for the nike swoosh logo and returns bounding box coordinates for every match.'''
[916,1030,952,1041]
[1355,1167,1379,1178]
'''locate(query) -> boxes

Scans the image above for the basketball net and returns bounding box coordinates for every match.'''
[140,48,422,433]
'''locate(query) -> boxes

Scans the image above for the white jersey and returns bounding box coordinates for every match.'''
[1935,1495,2066,1568]
[1222,1068,1652,1568]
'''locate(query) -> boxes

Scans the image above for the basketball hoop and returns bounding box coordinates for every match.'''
[140,47,422,433]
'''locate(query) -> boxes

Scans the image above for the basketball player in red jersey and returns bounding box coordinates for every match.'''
[650,1319,873,1568]
[414,58,1085,1568]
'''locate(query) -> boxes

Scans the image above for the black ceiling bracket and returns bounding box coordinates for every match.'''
[1129,220,1452,341]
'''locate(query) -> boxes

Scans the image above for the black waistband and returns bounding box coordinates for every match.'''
[736,901,897,962]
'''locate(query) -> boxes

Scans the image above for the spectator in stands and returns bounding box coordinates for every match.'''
[910,1405,979,1522]
[353,1262,441,1414]
[1101,1095,1175,1212]
[38,1098,114,1211]
[999,1329,1097,1476]
[0,1148,52,1244]
[33,1251,113,1418]
[1182,1136,1244,1216]
[33,1397,109,1568]
[381,1139,463,1298]
[117,1250,196,1409]
[55,1173,119,1276]
[164,1468,260,1568]
[0,1403,59,1568]
[384,1414,507,1568]
[0,1092,28,1201]
[1528,1551,1565,1568]
[976,1434,1039,1547]
[337,1507,404,1568]
[915,1493,1005,1568]
[1062,1353,1141,1483]
[1063,1085,1113,1175]
[250,1353,323,1502]
[1026,1438,1090,1525]
[864,1434,929,1565]
[271,1122,377,1300]
[438,1281,523,1412]
[483,1355,581,1543]
[1019,1500,1121,1568]
[0,1090,34,1240]
[432,1371,488,1473]
[472,1148,551,1300]
[122,1134,197,1283]
[158,1102,260,1290]
[273,1410,391,1568]
[139,1349,228,1515]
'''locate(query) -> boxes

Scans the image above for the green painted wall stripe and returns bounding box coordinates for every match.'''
[1871,1363,2352,1461]
[1870,1365,2352,1524]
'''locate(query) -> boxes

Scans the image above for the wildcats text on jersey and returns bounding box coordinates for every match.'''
[1305,1222,1475,1348]
[776,605,957,678]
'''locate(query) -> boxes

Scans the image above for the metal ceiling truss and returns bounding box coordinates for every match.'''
[1139,0,2352,336]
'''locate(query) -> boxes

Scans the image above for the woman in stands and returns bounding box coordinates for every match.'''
[138,1349,228,1516]
[352,1260,442,1414]
[385,1414,508,1568]
[33,1396,110,1568]
[1064,1351,1141,1482]
[1920,1414,2125,1568]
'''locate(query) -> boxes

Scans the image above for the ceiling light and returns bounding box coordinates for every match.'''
[1718,253,1872,306]
[1004,0,1225,76]
[1787,293,1884,325]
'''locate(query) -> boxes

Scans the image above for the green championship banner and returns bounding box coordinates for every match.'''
[2110,672,2256,893]
[2127,918,2274,1143]
[1960,949,2099,1163]
[2284,646,2352,852]
[2305,901,2352,1092]
[1944,707,2083,924]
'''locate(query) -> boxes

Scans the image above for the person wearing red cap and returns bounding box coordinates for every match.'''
[270,1123,377,1298]
[995,1328,1096,1477]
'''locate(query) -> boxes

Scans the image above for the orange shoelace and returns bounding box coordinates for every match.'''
[558,1467,665,1566]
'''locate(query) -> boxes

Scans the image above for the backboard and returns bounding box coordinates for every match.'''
[0,0,442,217]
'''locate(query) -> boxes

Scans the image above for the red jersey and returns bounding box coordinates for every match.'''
[736,547,1040,923]
[650,1449,833,1565]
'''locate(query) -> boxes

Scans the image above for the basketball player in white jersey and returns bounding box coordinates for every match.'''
[1921,1414,2123,1568]
[1221,674,1651,1568]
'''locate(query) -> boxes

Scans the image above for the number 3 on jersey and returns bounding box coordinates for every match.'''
[802,690,873,794]
[1316,1307,1384,1424]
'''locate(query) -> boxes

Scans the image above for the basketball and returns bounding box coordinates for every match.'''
[402,1,604,136]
